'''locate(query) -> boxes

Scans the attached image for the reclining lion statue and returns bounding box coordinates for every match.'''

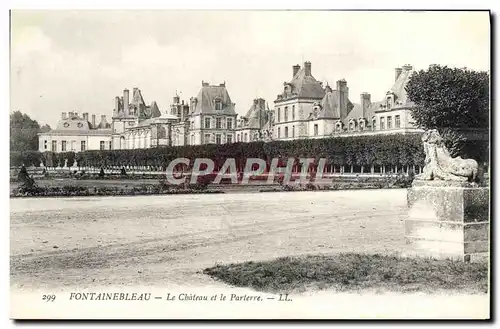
[416,129,479,182]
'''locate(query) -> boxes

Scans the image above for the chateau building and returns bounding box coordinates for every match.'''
[38,111,112,153]
[273,61,326,141]
[187,81,237,145]
[38,62,422,153]
[270,62,422,140]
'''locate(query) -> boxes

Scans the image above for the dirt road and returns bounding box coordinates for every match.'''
[10,189,407,290]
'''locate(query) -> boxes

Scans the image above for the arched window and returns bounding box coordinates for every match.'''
[372,118,376,131]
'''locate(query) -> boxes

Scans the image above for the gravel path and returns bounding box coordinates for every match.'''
[10,189,407,291]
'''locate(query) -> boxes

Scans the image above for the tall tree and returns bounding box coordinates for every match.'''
[406,65,490,163]
[10,111,41,151]
[405,65,489,130]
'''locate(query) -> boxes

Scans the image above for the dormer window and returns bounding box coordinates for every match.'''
[214,98,222,111]
[386,93,394,110]
[359,120,364,131]
[349,121,356,132]
[335,121,343,132]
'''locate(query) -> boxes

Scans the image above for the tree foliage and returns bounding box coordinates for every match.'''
[10,111,41,151]
[405,65,489,130]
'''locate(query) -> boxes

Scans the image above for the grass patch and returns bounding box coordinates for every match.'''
[203,253,489,294]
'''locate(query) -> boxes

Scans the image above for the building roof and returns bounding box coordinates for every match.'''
[55,116,91,131]
[276,63,326,102]
[375,65,416,113]
[241,99,269,129]
[190,82,236,115]
[317,90,354,119]
[389,67,414,106]
[343,102,376,124]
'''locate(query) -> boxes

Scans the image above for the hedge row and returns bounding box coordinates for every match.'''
[9,133,488,170]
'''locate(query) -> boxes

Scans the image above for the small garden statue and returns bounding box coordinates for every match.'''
[415,129,479,182]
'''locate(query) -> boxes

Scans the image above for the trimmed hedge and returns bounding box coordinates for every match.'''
[85,134,426,170]
[11,133,486,170]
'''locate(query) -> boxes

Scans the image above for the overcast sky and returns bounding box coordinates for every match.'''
[10,10,490,128]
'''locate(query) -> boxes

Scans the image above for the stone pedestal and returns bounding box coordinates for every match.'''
[405,180,489,262]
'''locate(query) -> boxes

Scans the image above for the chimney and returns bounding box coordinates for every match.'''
[123,89,129,114]
[337,79,348,120]
[83,112,89,121]
[293,64,300,78]
[403,64,413,71]
[360,93,371,118]
[101,115,106,122]
[92,114,96,127]
[304,61,311,76]
[395,67,403,82]
[61,112,67,120]
[202,81,209,87]
[253,99,258,105]
[173,94,180,104]
[114,96,120,113]
[336,79,348,91]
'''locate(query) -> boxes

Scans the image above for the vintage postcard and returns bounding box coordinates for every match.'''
[9,10,491,320]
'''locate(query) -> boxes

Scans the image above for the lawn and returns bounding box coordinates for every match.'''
[203,253,489,294]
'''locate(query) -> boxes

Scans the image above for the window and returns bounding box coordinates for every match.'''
[244,133,248,142]
[205,117,211,129]
[314,124,319,136]
[285,126,288,138]
[237,134,241,142]
[71,140,76,151]
[292,105,295,120]
[278,127,281,138]
[109,141,112,150]
[191,135,195,145]
[380,117,385,130]
[226,118,232,129]
[61,140,67,151]
[277,108,281,122]
[205,134,211,144]
[292,125,295,138]
[100,141,105,150]
[387,97,392,110]
[372,118,376,131]
[360,121,365,131]
[215,99,222,111]
[216,134,222,144]
[395,115,401,128]
[387,116,392,129]
[81,141,86,151]
[191,121,194,129]
[52,141,57,152]
[44,140,47,150]
[284,107,288,121]
[226,135,233,144]
[216,117,222,129]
